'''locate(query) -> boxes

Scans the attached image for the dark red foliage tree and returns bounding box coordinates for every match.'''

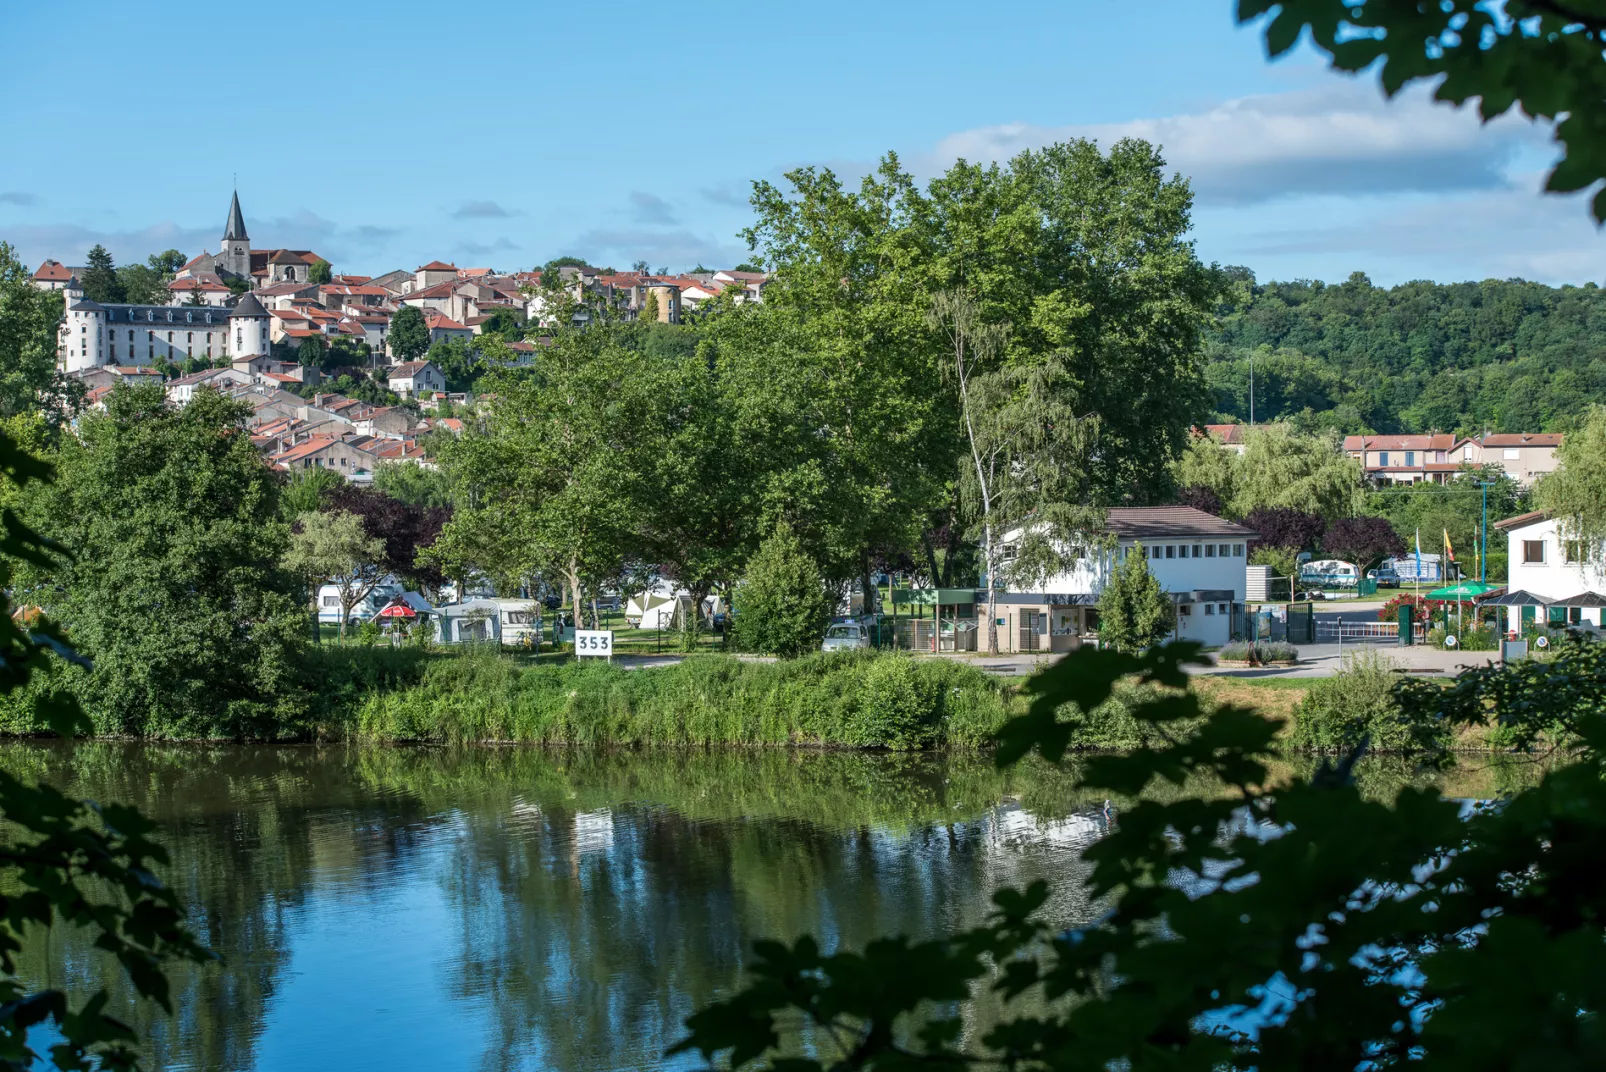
[326,484,451,592]
[1242,506,1327,552]
[1323,515,1405,580]
[1175,484,1223,516]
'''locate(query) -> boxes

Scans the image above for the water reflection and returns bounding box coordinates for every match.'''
[0,743,1542,1071]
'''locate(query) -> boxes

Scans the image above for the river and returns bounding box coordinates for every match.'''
[0,742,1542,1071]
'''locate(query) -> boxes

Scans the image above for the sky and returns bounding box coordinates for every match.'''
[1,1,1600,286]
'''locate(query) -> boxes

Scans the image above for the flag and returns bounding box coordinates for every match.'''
[1444,529,1456,579]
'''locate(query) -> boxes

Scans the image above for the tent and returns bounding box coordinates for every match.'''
[627,591,676,629]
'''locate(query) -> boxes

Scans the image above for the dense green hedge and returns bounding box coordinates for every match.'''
[350,650,1016,748]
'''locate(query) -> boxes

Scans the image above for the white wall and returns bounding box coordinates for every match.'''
[1505,517,1605,625]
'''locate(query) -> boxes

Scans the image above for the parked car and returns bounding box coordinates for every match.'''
[821,623,872,652]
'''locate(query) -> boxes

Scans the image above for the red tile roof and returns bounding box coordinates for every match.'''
[1479,433,1563,448]
[1342,434,1458,452]
[417,260,458,272]
[34,259,74,282]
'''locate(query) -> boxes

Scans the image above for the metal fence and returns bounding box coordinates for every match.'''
[1315,620,1429,643]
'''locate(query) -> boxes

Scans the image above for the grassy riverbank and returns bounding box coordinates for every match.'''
[344,649,1018,749]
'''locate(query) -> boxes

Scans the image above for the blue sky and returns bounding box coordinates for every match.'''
[1,1,1598,285]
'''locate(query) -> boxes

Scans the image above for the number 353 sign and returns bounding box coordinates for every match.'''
[575,630,614,660]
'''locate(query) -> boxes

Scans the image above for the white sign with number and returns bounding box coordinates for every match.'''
[575,629,614,659]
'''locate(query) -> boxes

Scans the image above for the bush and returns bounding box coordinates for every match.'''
[1292,650,1445,753]
[732,523,833,658]
[850,655,940,749]
[1217,641,1298,662]
[1427,625,1497,651]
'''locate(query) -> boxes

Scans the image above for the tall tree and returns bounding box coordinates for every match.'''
[17,384,306,737]
[732,523,832,658]
[0,242,75,419]
[80,244,124,304]
[389,305,429,363]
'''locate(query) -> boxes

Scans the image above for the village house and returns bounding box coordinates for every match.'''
[32,259,78,291]
[1343,431,1563,486]
[387,360,446,398]
[165,367,254,405]
[165,275,232,306]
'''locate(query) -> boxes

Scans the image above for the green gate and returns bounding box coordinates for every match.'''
[1286,602,1315,644]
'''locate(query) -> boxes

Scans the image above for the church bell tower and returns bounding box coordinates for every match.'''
[220,190,251,280]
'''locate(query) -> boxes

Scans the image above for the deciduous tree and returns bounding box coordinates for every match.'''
[283,509,384,637]
[1323,514,1405,583]
[389,305,429,363]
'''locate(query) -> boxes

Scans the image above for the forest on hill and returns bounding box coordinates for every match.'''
[1204,270,1606,436]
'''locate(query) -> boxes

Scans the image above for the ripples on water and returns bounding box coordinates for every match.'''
[0,743,1538,1072]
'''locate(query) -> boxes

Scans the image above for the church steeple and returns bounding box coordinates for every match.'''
[223,190,248,241]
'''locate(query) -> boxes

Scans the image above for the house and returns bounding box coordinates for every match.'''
[73,365,166,391]
[1493,511,1606,629]
[424,312,473,346]
[414,260,459,291]
[352,406,416,439]
[166,275,232,306]
[267,434,380,478]
[1344,431,1565,487]
[1002,507,1257,647]
[1199,423,1274,456]
[1453,433,1563,486]
[1341,434,1461,485]
[165,367,253,405]
[32,259,78,291]
[387,361,445,398]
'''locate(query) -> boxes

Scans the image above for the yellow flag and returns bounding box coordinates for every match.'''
[1443,528,1455,562]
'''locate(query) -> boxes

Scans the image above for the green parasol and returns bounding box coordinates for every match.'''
[1425,581,1503,600]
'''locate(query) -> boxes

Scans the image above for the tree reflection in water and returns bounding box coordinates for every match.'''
[0,743,1540,1071]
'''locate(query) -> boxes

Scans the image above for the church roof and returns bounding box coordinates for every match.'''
[224,191,248,241]
[230,292,269,318]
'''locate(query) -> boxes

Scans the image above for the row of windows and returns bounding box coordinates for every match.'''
[1125,542,1244,560]
[1522,539,1594,565]
[1178,602,1232,616]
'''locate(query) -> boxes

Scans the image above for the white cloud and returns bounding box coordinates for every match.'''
[929,82,1552,205]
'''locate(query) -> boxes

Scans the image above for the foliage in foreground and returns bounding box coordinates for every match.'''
[0,428,207,1070]
[675,639,1606,1069]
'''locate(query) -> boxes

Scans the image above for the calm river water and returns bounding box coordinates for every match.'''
[0,742,1540,1072]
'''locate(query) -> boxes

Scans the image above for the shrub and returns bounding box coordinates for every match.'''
[1292,650,1444,753]
[850,655,939,749]
[1217,641,1297,663]
[1427,625,1497,651]
[732,523,833,658]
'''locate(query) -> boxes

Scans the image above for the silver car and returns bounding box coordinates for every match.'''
[821,623,872,652]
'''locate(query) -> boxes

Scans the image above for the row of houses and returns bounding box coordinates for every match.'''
[1202,423,1563,487]
[38,190,769,372]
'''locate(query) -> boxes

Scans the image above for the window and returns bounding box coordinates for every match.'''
[1405,450,1415,466]
[1436,451,1446,462]
[322,595,340,607]
[1565,541,1583,564]
[187,332,193,343]
[1205,544,1216,557]
[1378,451,1389,466]
[1178,603,1192,615]
[1165,545,1175,559]
[127,330,133,340]
[1523,540,1546,564]
[1204,603,1216,615]
[167,332,173,342]
[1218,603,1229,615]
[1232,544,1244,557]
[1219,544,1230,557]
[1504,448,1520,460]
[1193,544,1203,557]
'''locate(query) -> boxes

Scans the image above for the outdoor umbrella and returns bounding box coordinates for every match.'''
[1425,581,1503,635]
[375,603,416,618]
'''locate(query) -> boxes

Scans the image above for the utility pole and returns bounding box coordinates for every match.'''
[1248,354,1254,427]
[1478,480,1494,584]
